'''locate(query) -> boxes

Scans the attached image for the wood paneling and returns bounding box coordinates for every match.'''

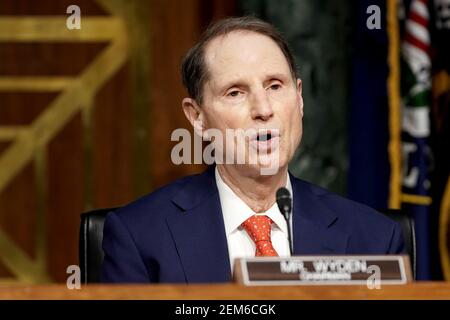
[149,0,205,187]
[93,64,132,208]
[148,0,236,188]
[0,163,37,259]
[0,0,107,16]
[47,113,84,282]
[0,43,107,76]
[0,0,237,282]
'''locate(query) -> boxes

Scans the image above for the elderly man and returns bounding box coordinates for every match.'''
[101,16,404,283]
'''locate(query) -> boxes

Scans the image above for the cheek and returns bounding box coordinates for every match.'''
[206,104,247,129]
[204,110,227,130]
[284,99,302,128]
[286,107,302,148]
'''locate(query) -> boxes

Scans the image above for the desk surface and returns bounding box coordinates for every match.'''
[1,282,450,300]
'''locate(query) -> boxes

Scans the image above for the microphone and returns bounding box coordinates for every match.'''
[276,187,293,255]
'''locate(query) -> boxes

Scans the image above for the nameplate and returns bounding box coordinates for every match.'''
[233,255,412,286]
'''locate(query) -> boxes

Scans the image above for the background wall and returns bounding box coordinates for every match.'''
[0,0,235,283]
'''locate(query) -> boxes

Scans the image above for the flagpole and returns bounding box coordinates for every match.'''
[387,0,402,209]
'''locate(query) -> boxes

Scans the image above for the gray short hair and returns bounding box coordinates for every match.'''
[181,16,298,104]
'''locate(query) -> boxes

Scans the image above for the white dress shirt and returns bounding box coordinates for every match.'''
[215,168,292,273]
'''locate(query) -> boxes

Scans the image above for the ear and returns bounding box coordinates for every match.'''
[296,78,304,117]
[182,97,206,137]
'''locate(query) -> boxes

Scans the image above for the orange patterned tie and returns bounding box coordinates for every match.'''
[242,215,278,256]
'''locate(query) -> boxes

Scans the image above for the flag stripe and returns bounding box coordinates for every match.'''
[411,0,429,19]
[402,107,430,137]
[405,20,430,45]
[404,32,430,54]
[402,42,430,68]
[409,10,428,28]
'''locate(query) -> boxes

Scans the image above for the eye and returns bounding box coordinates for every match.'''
[227,90,242,97]
[270,83,282,91]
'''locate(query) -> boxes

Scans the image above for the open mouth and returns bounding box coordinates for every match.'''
[256,132,273,141]
[249,130,280,152]
[254,130,279,142]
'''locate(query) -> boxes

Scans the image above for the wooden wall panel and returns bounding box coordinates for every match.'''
[0,261,13,279]
[93,64,132,209]
[0,92,55,124]
[149,0,236,188]
[0,93,57,279]
[0,43,107,76]
[150,0,205,188]
[0,0,237,283]
[47,113,84,282]
[0,0,107,16]
[0,0,130,282]
[0,164,37,259]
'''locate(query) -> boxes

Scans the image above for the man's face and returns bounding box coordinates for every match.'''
[193,31,303,176]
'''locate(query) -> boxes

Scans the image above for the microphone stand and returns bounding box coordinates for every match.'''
[276,188,293,255]
[281,205,293,255]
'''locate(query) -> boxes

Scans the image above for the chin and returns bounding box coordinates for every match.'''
[254,154,289,176]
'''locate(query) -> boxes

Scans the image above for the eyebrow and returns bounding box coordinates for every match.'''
[220,80,247,92]
[265,73,290,82]
[218,73,291,92]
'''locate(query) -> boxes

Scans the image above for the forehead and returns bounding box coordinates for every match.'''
[203,31,291,86]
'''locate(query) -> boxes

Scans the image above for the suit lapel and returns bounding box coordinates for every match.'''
[290,174,349,255]
[166,168,350,283]
[166,166,231,283]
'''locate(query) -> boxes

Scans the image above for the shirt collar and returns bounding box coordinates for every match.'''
[215,167,293,236]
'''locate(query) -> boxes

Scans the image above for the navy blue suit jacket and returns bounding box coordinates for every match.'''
[101,166,405,283]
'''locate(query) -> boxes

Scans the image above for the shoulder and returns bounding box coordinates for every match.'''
[295,177,394,227]
[108,170,210,229]
[291,176,401,250]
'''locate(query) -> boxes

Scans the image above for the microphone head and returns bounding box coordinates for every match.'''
[276,187,292,218]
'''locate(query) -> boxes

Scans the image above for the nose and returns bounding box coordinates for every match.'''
[250,88,274,121]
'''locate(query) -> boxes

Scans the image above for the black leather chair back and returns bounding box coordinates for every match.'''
[79,208,117,283]
[380,209,416,279]
[79,207,416,283]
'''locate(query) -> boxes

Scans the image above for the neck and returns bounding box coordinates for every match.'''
[217,164,288,213]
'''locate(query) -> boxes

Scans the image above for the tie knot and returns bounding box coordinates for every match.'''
[241,215,278,257]
[242,215,273,242]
